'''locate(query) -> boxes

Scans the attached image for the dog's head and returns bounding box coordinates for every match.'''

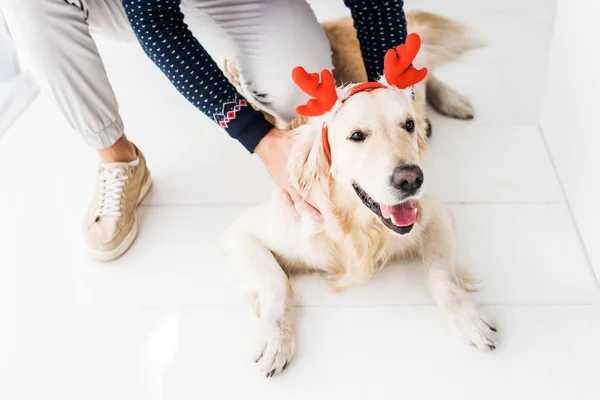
[328,87,428,234]
[289,34,429,235]
[289,86,428,236]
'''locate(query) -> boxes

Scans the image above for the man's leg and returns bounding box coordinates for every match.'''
[343,0,407,82]
[2,0,151,261]
[182,0,333,126]
[2,0,136,160]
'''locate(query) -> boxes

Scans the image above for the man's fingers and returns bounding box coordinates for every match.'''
[289,188,323,223]
[303,200,324,223]
[288,188,303,208]
[280,189,300,221]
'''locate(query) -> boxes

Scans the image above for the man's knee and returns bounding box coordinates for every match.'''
[240,77,309,123]
[246,51,331,122]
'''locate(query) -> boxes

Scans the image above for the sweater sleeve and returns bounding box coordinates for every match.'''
[343,0,407,82]
[122,0,272,152]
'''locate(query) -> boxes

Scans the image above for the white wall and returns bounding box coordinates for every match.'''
[540,0,600,278]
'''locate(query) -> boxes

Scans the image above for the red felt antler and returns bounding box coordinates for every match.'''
[292,67,338,117]
[384,33,428,89]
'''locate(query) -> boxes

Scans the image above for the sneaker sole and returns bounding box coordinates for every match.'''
[87,172,153,262]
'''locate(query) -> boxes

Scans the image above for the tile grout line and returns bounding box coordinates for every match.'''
[292,303,600,308]
[139,303,600,311]
[139,201,567,208]
[535,122,600,289]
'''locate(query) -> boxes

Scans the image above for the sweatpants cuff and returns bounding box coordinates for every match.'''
[83,116,125,149]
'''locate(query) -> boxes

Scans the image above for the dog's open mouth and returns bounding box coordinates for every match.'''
[353,184,418,235]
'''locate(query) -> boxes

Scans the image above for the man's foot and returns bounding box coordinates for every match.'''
[83,145,152,261]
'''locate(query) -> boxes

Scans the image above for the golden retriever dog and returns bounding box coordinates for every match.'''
[222,12,496,378]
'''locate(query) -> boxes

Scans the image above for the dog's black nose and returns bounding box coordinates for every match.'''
[391,165,424,195]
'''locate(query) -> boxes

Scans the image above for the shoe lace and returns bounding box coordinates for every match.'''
[95,168,129,217]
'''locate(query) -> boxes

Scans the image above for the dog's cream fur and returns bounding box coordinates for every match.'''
[223,12,497,377]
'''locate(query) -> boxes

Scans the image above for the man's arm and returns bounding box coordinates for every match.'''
[122,0,272,152]
[343,0,408,82]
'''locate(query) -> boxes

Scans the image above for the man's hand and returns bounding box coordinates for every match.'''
[255,127,323,223]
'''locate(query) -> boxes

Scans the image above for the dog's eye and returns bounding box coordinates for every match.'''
[349,130,366,142]
[405,120,415,133]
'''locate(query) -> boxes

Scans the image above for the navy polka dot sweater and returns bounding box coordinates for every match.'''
[123,0,407,152]
[344,0,407,82]
[122,0,272,152]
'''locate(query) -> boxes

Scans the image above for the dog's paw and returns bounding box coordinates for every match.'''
[254,320,296,378]
[452,304,498,351]
[431,89,474,120]
[425,118,433,138]
[426,77,474,120]
[442,91,474,120]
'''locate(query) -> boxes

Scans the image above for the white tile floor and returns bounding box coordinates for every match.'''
[1,1,600,399]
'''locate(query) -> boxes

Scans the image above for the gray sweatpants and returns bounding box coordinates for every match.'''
[0,0,332,148]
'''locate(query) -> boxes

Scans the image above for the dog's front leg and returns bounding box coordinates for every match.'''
[223,227,295,377]
[420,209,498,351]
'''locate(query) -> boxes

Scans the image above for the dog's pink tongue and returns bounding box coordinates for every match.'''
[380,202,416,227]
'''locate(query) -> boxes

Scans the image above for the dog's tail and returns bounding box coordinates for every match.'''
[407,11,483,69]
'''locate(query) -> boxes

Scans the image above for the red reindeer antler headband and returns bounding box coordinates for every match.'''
[292,33,428,161]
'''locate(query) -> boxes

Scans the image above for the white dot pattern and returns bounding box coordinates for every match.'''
[344,0,407,82]
[122,0,272,151]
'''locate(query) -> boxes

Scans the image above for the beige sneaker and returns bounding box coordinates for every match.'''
[83,146,152,261]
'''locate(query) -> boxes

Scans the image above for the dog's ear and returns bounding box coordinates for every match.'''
[288,123,331,199]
